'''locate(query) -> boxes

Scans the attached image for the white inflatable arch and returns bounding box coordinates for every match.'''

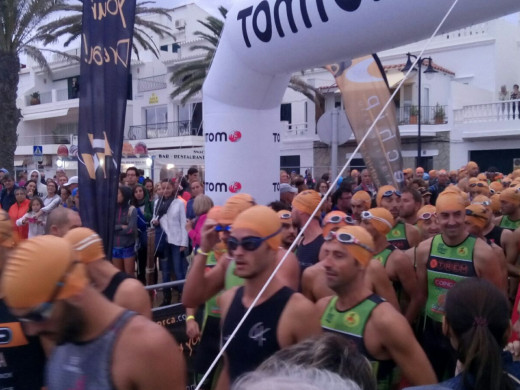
[203,0,520,205]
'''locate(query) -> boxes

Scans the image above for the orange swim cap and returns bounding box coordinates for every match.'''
[465,204,489,230]
[362,208,394,235]
[2,236,88,309]
[0,210,16,249]
[63,227,105,264]
[219,194,256,225]
[322,211,349,237]
[436,192,466,213]
[292,190,322,216]
[352,191,371,209]
[376,185,399,207]
[232,205,281,250]
[500,188,520,206]
[327,226,374,267]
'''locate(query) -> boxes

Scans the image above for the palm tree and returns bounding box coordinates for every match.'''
[38,0,175,60]
[170,6,325,120]
[0,0,64,175]
[0,0,174,175]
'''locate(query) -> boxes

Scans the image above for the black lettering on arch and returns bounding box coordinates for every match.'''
[300,0,312,28]
[335,0,363,12]
[253,1,273,43]
[274,0,298,38]
[238,6,254,48]
[316,0,328,22]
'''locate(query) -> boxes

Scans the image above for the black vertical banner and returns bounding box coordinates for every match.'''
[78,0,136,257]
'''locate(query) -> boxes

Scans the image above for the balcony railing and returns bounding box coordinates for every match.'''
[397,105,448,125]
[137,74,167,93]
[454,100,520,123]
[126,120,202,140]
[25,89,77,106]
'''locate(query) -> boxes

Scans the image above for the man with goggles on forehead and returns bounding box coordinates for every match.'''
[415,191,505,380]
[350,190,371,224]
[376,186,420,250]
[1,235,186,390]
[0,210,46,390]
[360,208,421,324]
[415,205,440,242]
[317,226,436,388]
[217,206,321,388]
[301,211,398,310]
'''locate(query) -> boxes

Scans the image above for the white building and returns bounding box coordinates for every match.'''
[15,6,520,180]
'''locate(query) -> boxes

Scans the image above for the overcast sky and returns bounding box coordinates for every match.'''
[156,0,236,15]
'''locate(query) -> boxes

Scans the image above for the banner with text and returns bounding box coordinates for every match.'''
[327,55,405,189]
[78,0,137,257]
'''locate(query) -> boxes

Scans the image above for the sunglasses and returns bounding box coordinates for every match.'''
[360,211,393,229]
[418,212,436,220]
[16,261,79,323]
[227,228,282,252]
[324,214,355,226]
[381,190,401,198]
[215,224,231,232]
[469,183,486,188]
[324,231,374,253]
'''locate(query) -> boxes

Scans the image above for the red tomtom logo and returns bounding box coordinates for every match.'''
[229,131,242,142]
[229,182,242,193]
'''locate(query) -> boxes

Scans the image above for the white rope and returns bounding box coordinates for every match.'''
[195,1,461,388]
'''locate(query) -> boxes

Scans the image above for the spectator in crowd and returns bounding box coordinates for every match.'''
[317,180,329,197]
[59,186,71,207]
[0,175,18,212]
[24,179,37,200]
[511,83,520,119]
[16,197,46,238]
[132,184,153,285]
[187,194,213,250]
[113,186,137,277]
[8,187,30,240]
[28,170,47,197]
[280,183,297,209]
[333,185,353,214]
[186,180,204,221]
[125,167,139,189]
[354,169,377,198]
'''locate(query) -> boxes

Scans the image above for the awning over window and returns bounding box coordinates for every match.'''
[22,109,69,121]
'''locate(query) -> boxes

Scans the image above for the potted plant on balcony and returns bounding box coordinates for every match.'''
[30,92,40,105]
[434,103,445,124]
[409,105,418,124]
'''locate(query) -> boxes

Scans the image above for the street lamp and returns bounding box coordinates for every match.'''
[402,53,437,168]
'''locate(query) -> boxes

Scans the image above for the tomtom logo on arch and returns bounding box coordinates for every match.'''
[205,131,242,143]
[205,181,243,193]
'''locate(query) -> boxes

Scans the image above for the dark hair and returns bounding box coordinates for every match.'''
[46,180,57,193]
[402,187,422,204]
[268,201,291,212]
[445,278,514,390]
[143,178,153,187]
[29,196,44,213]
[412,178,427,188]
[126,167,139,177]
[24,179,37,189]
[187,167,198,176]
[317,180,329,191]
[332,185,353,206]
